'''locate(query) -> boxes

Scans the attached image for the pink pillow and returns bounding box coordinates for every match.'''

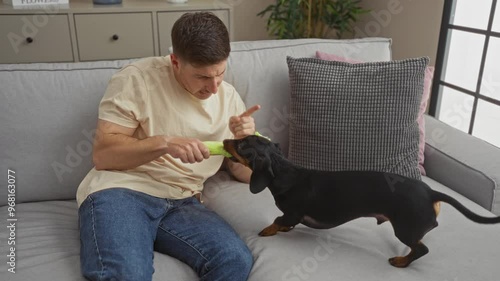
[315,51,434,176]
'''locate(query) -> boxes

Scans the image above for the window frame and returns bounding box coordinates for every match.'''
[429,0,500,135]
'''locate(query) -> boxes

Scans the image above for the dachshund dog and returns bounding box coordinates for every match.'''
[223,135,500,268]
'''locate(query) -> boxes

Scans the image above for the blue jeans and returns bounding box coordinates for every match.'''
[79,188,253,281]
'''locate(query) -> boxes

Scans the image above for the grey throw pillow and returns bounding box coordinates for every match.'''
[287,56,429,180]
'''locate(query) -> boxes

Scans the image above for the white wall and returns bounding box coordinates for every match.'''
[229,0,275,41]
[232,0,445,65]
[355,0,445,65]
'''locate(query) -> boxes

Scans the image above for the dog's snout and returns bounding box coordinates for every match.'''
[223,139,236,151]
[223,139,238,157]
[223,138,250,167]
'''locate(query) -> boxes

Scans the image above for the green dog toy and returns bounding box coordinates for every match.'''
[203,141,233,158]
[203,132,270,158]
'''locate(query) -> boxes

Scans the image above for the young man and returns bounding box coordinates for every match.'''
[77,12,257,281]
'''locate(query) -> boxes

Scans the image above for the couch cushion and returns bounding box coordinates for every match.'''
[287,56,428,179]
[0,200,198,281]
[0,60,135,206]
[202,172,500,281]
[225,38,392,157]
[315,51,435,176]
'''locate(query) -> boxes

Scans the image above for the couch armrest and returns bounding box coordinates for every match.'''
[423,115,500,215]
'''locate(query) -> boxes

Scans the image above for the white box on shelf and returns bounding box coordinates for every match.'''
[3,0,69,6]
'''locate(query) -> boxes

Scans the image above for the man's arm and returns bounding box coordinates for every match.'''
[225,159,252,183]
[93,119,209,170]
[225,105,261,183]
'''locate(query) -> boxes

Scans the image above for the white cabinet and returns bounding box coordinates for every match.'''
[0,14,73,63]
[75,13,155,61]
[0,0,233,63]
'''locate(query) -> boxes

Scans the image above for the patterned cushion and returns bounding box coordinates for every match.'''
[315,51,435,176]
[287,56,429,180]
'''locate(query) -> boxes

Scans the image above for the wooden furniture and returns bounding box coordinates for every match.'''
[0,0,233,63]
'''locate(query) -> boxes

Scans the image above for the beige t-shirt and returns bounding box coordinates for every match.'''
[76,56,246,207]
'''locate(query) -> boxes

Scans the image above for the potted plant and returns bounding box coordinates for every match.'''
[258,0,368,39]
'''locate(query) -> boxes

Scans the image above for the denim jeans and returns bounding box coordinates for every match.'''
[79,188,253,281]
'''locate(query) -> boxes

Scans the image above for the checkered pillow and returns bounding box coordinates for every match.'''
[287,56,429,180]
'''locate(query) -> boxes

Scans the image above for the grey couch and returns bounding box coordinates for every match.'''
[1,38,500,281]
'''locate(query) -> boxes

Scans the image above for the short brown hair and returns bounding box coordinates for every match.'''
[171,12,230,66]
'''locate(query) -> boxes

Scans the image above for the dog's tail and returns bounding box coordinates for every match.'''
[431,191,500,224]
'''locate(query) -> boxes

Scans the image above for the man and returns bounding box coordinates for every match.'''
[77,12,257,281]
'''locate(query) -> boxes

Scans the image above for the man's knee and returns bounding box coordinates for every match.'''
[79,189,156,281]
[236,245,254,275]
[81,258,154,281]
[221,241,254,278]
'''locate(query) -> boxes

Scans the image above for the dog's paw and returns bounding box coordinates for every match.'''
[258,223,294,236]
[258,226,278,237]
[388,256,410,268]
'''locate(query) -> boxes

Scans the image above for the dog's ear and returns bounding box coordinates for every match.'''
[249,156,274,194]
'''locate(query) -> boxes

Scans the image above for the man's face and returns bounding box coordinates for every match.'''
[171,54,226,100]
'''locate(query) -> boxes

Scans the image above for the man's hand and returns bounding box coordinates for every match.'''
[164,137,210,163]
[229,105,261,139]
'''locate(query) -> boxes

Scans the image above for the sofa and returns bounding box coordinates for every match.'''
[1,38,500,281]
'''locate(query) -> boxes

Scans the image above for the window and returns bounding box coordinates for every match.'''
[430,0,500,148]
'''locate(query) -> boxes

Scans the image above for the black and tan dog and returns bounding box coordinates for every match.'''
[223,135,500,268]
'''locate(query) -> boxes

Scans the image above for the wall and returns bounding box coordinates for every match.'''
[355,0,445,65]
[223,0,274,41]
[230,0,445,65]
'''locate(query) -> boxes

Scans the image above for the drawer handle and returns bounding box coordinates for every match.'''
[26,37,34,44]
[112,34,119,41]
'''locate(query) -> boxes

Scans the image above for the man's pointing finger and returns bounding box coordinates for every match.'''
[239,105,261,117]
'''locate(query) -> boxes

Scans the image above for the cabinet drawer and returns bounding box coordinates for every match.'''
[158,10,229,56]
[0,15,73,63]
[75,13,154,61]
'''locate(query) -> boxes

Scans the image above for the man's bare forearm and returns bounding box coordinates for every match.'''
[93,132,168,171]
[226,160,252,183]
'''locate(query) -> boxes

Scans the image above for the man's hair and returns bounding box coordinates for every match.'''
[171,12,230,66]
